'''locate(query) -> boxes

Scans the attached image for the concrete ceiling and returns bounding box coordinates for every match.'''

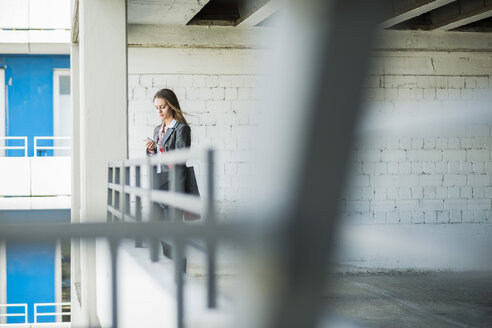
[382,0,492,31]
[126,0,492,31]
[127,0,211,25]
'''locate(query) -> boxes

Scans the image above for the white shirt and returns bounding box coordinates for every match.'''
[156,119,177,173]
[159,119,177,143]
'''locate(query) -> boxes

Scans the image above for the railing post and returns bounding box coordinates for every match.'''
[109,238,120,328]
[107,166,114,222]
[124,163,130,220]
[114,166,121,220]
[147,158,159,262]
[135,164,143,247]
[169,165,178,222]
[120,162,126,221]
[206,148,217,308]
[174,239,185,328]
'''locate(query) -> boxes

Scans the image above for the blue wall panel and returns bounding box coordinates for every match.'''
[0,55,70,156]
[1,210,69,323]
[6,242,56,323]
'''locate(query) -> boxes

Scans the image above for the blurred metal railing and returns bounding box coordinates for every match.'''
[0,303,28,324]
[34,302,71,324]
[0,137,28,157]
[106,147,218,328]
[0,147,225,328]
[34,137,71,157]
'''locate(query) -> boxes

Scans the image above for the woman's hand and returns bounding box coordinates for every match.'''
[146,140,157,154]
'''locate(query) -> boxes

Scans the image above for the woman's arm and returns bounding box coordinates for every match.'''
[146,126,159,156]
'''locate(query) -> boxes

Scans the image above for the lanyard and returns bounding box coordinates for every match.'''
[158,124,165,153]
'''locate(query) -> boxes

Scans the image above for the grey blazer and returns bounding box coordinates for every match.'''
[147,121,191,190]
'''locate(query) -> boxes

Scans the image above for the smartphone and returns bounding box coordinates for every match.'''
[144,137,154,143]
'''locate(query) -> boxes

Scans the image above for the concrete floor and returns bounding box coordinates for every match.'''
[324,271,492,328]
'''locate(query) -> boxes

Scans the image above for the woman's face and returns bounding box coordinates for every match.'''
[154,97,172,121]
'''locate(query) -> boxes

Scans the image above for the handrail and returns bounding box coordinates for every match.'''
[34,302,71,323]
[0,137,28,157]
[34,136,71,157]
[0,303,28,323]
[106,147,217,328]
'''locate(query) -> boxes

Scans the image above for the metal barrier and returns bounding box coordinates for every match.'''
[33,302,71,324]
[106,147,217,327]
[0,137,28,157]
[34,137,71,157]
[0,146,220,328]
[0,136,71,157]
[0,304,28,324]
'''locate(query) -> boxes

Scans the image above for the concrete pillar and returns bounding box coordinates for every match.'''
[70,42,83,324]
[78,0,128,324]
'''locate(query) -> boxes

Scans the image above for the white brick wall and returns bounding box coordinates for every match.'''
[127,48,263,221]
[345,52,492,225]
[127,45,491,225]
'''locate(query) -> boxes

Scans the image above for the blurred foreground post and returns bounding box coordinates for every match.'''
[249,1,384,327]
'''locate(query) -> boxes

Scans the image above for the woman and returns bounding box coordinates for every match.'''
[146,88,191,193]
[146,88,194,260]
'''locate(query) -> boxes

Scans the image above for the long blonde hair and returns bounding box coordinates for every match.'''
[153,88,188,125]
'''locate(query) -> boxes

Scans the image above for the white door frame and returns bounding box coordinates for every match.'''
[0,69,5,156]
[53,69,71,136]
[53,69,71,157]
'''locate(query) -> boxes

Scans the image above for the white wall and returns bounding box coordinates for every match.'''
[337,223,492,271]
[126,31,492,270]
[337,33,492,270]
[0,0,70,29]
[0,157,70,196]
[0,0,70,54]
[128,48,263,221]
[343,50,492,225]
[0,158,31,196]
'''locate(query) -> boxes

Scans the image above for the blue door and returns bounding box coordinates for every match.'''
[6,241,55,323]
[0,54,70,157]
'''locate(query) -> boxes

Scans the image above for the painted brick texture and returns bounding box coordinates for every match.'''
[344,70,492,224]
[128,73,261,221]
[128,48,491,225]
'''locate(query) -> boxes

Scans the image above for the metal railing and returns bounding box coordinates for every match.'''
[106,147,217,328]
[0,146,225,328]
[0,303,28,324]
[34,302,71,324]
[0,137,28,157]
[34,137,71,157]
[0,136,72,157]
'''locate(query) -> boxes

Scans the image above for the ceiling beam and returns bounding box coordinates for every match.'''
[127,24,271,49]
[71,0,79,44]
[127,0,212,25]
[236,0,282,27]
[377,29,492,51]
[381,0,456,29]
[431,0,492,30]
